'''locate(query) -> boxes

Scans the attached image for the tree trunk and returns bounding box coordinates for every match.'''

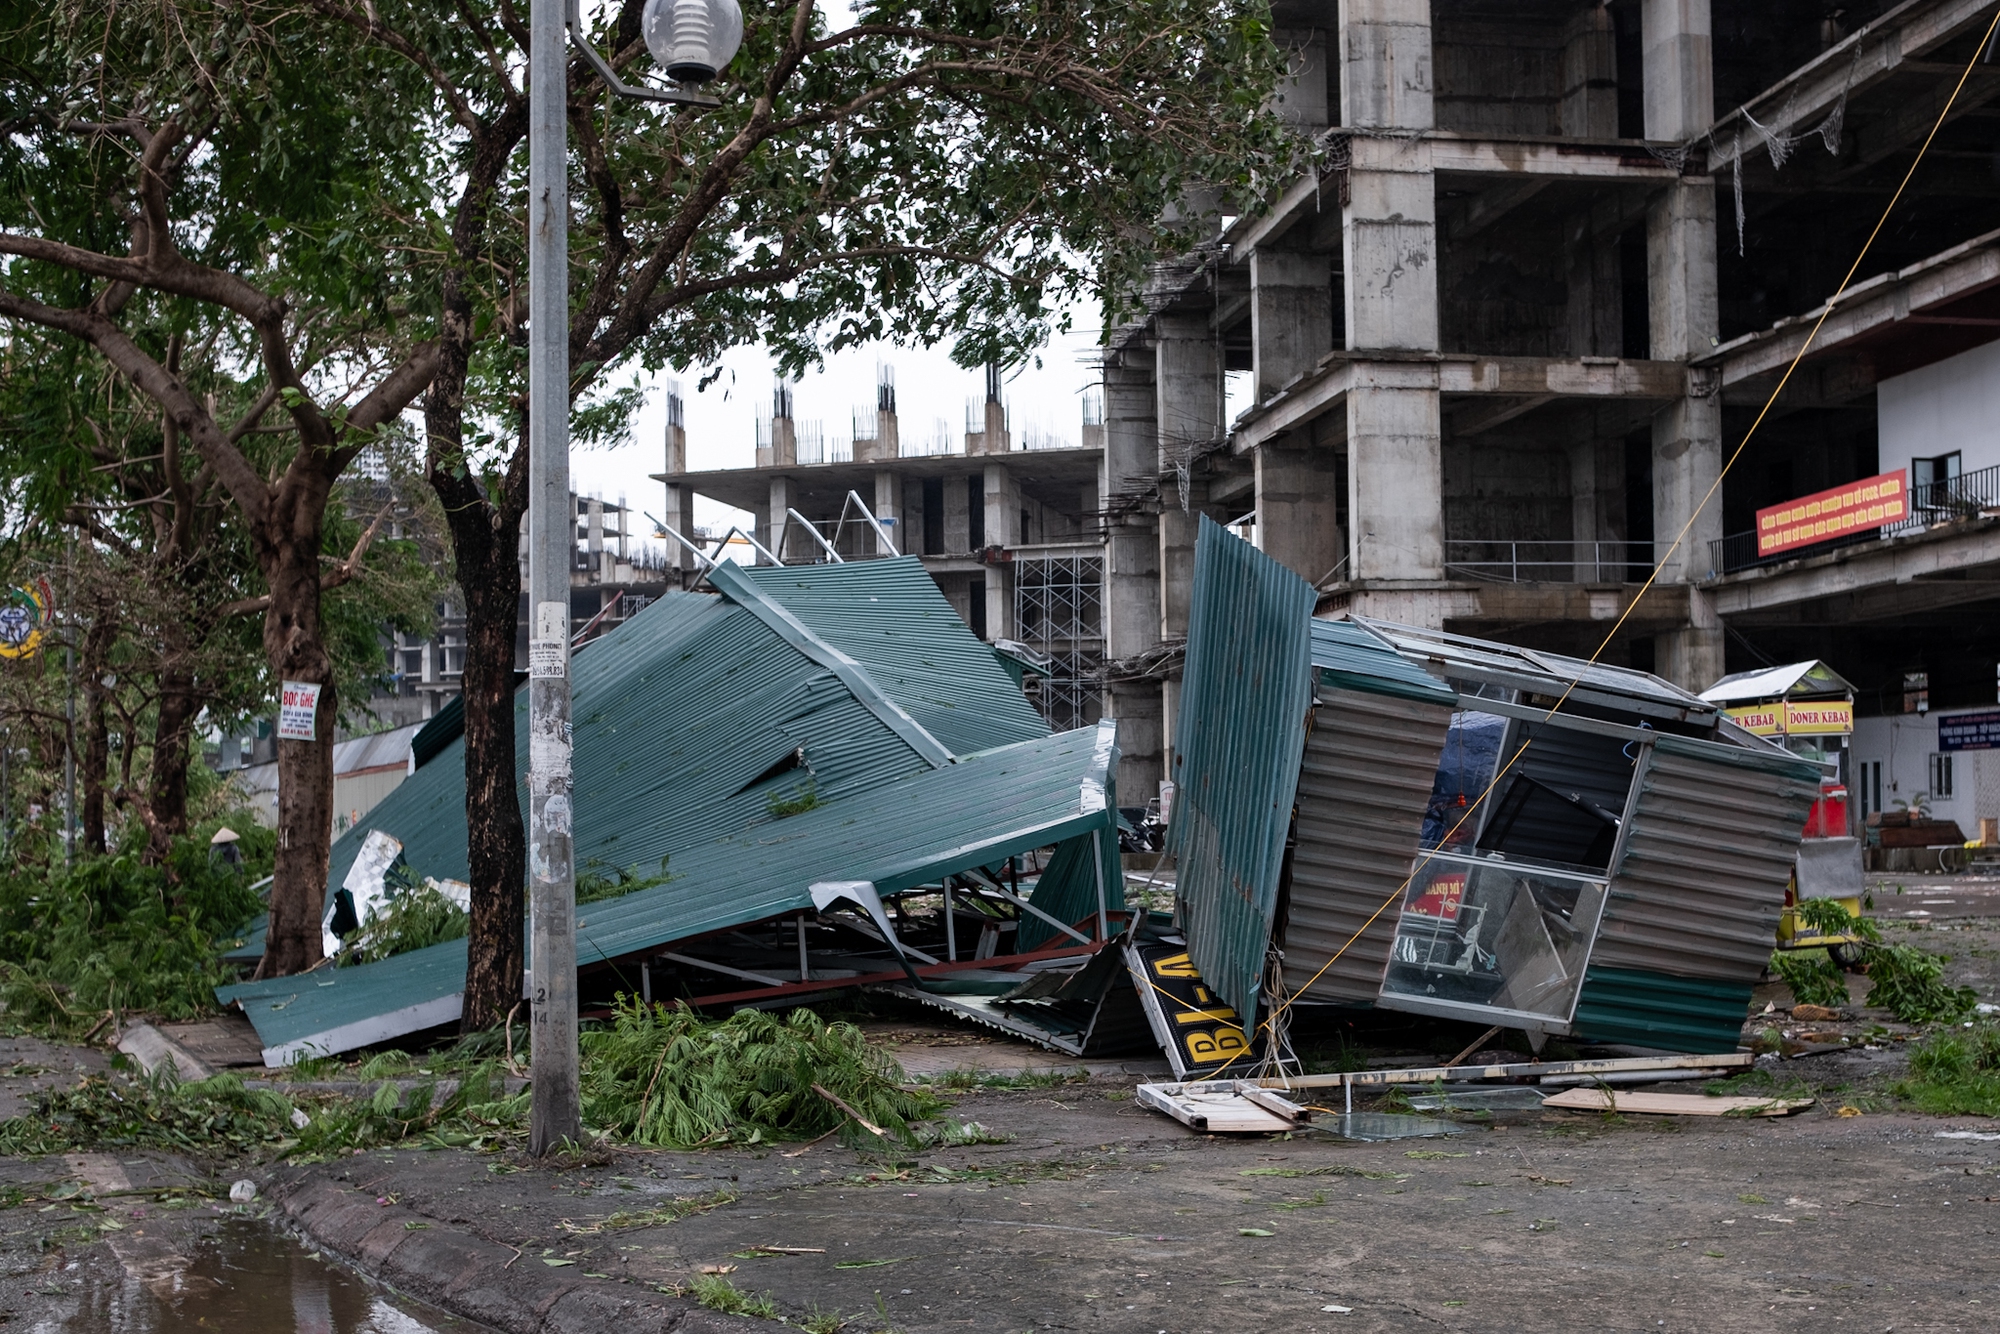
[428,341,529,1032]
[452,511,527,1032]
[78,609,116,856]
[144,660,198,864]
[427,112,532,1033]
[258,487,338,978]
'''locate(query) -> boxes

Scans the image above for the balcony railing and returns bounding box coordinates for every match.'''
[1445,540,1659,584]
[1708,461,2000,575]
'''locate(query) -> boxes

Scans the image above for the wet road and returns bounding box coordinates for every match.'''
[48,1217,477,1333]
[1867,872,2000,919]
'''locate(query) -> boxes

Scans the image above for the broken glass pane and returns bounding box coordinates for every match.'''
[1378,850,1608,1026]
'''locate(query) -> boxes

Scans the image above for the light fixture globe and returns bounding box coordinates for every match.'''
[641,0,743,84]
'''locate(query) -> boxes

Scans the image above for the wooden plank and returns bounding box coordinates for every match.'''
[1135,1083,1297,1134]
[1541,1088,1813,1117]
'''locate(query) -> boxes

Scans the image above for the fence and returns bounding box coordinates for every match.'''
[1444,540,1659,584]
[1708,461,2000,575]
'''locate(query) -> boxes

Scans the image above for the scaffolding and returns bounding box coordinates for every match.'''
[1013,553,1104,732]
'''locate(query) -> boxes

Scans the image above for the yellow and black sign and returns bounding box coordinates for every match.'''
[1126,944,1261,1079]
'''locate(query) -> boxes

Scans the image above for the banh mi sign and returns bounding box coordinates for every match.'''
[1724,701,1853,736]
[1755,469,1907,556]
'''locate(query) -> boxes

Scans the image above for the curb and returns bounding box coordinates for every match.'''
[270,1174,760,1333]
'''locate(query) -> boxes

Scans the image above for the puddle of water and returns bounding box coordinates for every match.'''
[56,1217,483,1333]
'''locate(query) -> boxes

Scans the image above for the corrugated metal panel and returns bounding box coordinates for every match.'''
[1280,687,1454,1002]
[735,557,1050,757]
[1591,734,1820,983]
[1354,618,1719,721]
[1309,619,1458,707]
[1504,722,1640,815]
[1170,517,1318,1021]
[322,557,1035,900]
[1571,966,1754,1054]
[222,723,1119,1061]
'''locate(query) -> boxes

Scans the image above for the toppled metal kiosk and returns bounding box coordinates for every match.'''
[1171,518,1824,1058]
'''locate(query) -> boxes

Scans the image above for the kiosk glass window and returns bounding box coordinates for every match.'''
[1380,850,1609,1027]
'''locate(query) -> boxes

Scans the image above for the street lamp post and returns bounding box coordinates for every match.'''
[525,0,741,1157]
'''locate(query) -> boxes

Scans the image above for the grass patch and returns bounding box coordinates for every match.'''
[1894,1023,2000,1116]
[578,998,940,1148]
[688,1274,779,1319]
[559,1191,737,1234]
[1240,1165,1409,1181]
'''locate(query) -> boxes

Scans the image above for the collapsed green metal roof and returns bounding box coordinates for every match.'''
[220,722,1120,1065]
[322,556,1050,897]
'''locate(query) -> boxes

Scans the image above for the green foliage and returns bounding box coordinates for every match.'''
[575,857,676,906]
[1895,1023,2000,1116]
[766,782,822,819]
[0,825,271,1033]
[341,881,469,966]
[1795,897,1881,942]
[1867,945,1978,1024]
[1770,948,1849,1009]
[0,1069,298,1158]
[578,998,941,1148]
[0,1062,526,1160]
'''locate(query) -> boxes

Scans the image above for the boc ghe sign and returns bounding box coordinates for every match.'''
[1940,710,2000,754]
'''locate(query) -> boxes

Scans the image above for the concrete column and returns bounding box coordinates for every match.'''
[1645,0,1724,688]
[766,476,793,565]
[1346,361,1444,583]
[664,483,697,582]
[1642,0,1712,142]
[1257,444,1345,585]
[1560,2,1618,139]
[873,469,901,556]
[1251,248,1334,402]
[1154,315,1223,640]
[1101,352,1164,802]
[1567,435,1628,581]
[1339,0,1433,131]
[1273,28,1331,129]
[1336,1,1442,619]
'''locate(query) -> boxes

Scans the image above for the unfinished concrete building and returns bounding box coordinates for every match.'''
[1103,0,2000,813]
[657,372,1110,729]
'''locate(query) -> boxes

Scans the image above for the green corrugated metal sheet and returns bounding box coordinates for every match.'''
[1170,518,1318,1022]
[733,558,1051,759]
[220,723,1118,1064]
[321,557,1047,899]
[1310,619,1458,707]
[1571,966,1753,1054]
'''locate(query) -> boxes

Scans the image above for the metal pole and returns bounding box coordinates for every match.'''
[526,0,580,1155]
[63,548,75,869]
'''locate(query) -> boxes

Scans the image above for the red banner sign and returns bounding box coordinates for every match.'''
[1756,469,1908,557]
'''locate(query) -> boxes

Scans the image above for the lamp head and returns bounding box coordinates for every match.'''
[642,0,744,84]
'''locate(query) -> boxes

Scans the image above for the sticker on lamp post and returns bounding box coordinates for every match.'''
[278,681,322,741]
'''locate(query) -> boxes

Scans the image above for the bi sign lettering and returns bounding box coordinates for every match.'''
[1128,945,1261,1078]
